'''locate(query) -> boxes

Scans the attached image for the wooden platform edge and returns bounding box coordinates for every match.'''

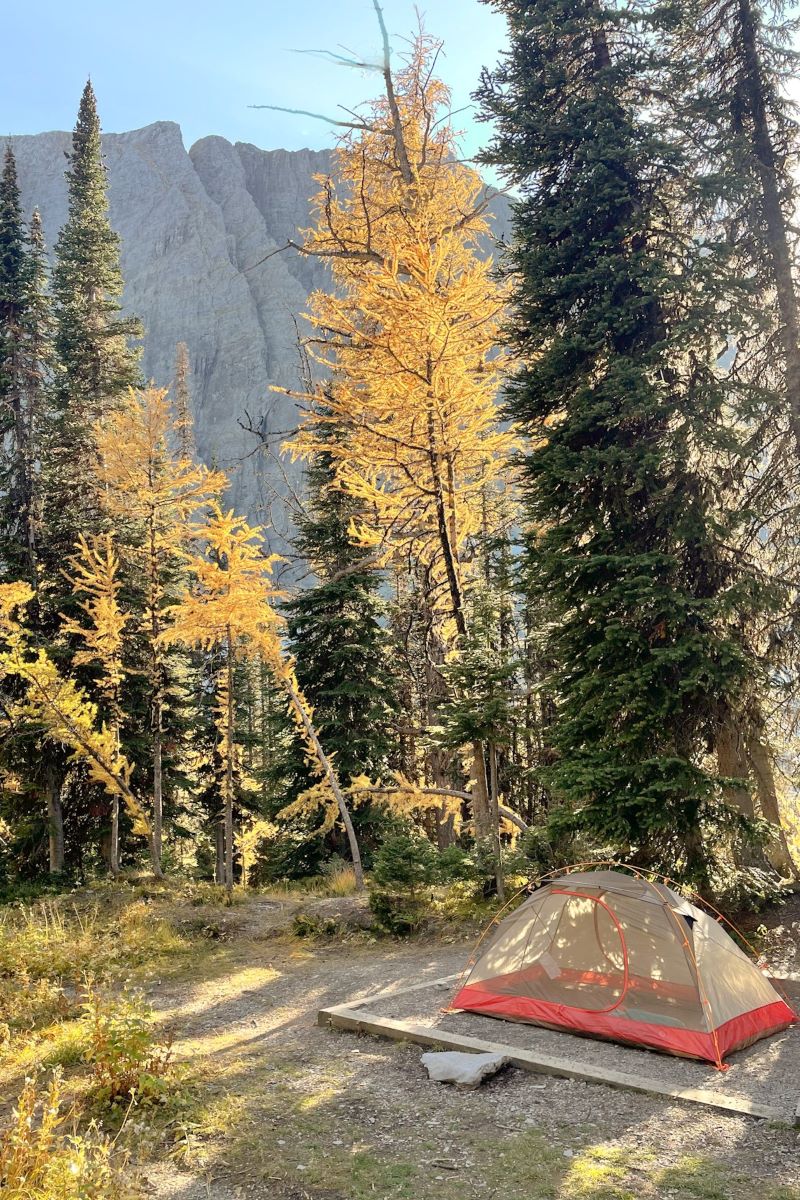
[318,1003,798,1127]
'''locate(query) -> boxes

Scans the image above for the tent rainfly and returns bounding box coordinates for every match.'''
[450,869,796,1065]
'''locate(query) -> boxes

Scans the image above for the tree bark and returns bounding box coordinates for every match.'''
[45,765,64,874]
[488,743,506,901]
[109,794,119,878]
[151,712,164,879]
[426,405,495,860]
[716,706,795,876]
[745,706,796,877]
[149,550,164,879]
[284,677,365,889]
[736,0,800,453]
[224,631,235,904]
[716,709,755,818]
[214,820,225,884]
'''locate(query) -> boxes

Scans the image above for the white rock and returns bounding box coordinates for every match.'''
[420,1050,510,1088]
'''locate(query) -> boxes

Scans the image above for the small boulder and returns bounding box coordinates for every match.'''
[421,1050,510,1088]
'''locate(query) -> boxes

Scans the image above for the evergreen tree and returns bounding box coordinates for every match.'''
[285,430,396,796]
[669,0,800,450]
[663,0,800,874]
[41,79,141,615]
[33,82,142,874]
[435,585,518,897]
[0,150,60,874]
[0,148,50,586]
[94,385,225,875]
[477,0,779,881]
[51,81,140,419]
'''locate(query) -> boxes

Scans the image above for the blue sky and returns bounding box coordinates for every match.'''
[3,1,507,159]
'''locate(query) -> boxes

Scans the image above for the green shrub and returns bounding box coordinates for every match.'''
[436,844,476,883]
[372,831,438,889]
[368,888,430,936]
[81,985,173,1109]
[291,912,339,938]
[368,831,439,934]
[709,862,785,915]
[246,825,325,885]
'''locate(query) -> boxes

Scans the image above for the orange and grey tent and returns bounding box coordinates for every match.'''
[451,869,796,1065]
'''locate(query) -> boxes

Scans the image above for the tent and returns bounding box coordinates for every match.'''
[450,869,796,1065]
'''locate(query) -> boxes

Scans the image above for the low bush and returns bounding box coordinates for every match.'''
[368,888,430,936]
[291,912,340,938]
[368,831,439,934]
[81,985,174,1109]
[372,831,439,890]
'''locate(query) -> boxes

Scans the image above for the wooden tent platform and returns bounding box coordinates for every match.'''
[318,974,800,1125]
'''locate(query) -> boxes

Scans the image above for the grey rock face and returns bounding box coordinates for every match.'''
[9,122,509,567]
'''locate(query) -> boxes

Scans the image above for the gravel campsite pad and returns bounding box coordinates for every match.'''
[359,976,800,1121]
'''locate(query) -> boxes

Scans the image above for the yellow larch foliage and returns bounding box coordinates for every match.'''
[164,503,313,785]
[354,771,463,826]
[94,386,226,561]
[166,504,366,886]
[285,30,517,625]
[62,534,127,704]
[0,583,148,835]
[94,385,226,875]
[165,504,284,655]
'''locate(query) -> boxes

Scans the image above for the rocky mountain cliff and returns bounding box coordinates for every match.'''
[9,121,509,565]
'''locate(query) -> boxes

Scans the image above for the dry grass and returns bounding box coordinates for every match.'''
[0,1071,140,1199]
[264,863,360,899]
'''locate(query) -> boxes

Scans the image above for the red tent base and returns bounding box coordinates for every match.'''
[451,982,796,1064]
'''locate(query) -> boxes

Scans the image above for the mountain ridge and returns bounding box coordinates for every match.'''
[9,121,509,563]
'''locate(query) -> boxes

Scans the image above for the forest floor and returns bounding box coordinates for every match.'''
[3,884,800,1200]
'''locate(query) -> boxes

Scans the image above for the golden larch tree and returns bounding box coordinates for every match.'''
[280,23,516,868]
[166,503,364,898]
[94,385,226,874]
[0,581,149,843]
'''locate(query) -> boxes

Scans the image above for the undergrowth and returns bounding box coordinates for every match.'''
[0,1071,141,1199]
[0,897,192,1041]
[81,985,174,1110]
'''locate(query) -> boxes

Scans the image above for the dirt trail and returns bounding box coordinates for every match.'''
[139,898,800,1200]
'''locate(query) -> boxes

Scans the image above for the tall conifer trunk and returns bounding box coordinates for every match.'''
[109,794,119,878]
[224,629,235,903]
[214,821,225,885]
[667,0,800,876]
[152,718,163,875]
[477,0,777,879]
[149,537,164,880]
[426,403,494,847]
[45,766,65,874]
[735,0,800,451]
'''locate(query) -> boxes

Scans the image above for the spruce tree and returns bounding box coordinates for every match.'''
[284,427,396,803]
[41,80,141,608]
[0,150,63,874]
[0,148,50,586]
[669,0,800,449]
[477,0,778,880]
[35,83,141,874]
[663,0,800,874]
[51,81,140,415]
